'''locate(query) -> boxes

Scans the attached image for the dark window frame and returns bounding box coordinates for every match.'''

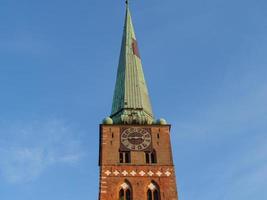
[119,151,131,164]
[145,149,157,164]
[147,181,161,200]
[119,181,132,200]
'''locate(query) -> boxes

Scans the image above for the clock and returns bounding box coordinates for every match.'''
[121,127,152,151]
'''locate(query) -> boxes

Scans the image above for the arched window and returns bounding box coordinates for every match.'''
[153,190,159,200]
[147,182,160,200]
[119,181,132,200]
[119,189,124,200]
[126,189,131,200]
[147,189,152,200]
[145,149,157,164]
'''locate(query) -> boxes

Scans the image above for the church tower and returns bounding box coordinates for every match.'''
[99,2,178,200]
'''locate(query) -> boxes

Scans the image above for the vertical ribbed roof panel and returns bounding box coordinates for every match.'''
[111,5,154,124]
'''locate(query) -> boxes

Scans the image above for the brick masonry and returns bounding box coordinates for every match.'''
[98,124,179,200]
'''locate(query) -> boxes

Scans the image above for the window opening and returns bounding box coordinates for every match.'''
[145,150,157,164]
[153,190,160,200]
[119,181,132,200]
[147,190,152,200]
[146,152,150,164]
[119,189,124,200]
[120,151,131,164]
[120,152,124,163]
[151,150,157,164]
[125,152,131,163]
[147,182,160,200]
[126,189,131,200]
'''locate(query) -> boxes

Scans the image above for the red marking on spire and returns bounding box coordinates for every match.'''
[132,38,140,58]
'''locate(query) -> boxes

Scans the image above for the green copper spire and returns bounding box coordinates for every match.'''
[110,3,154,125]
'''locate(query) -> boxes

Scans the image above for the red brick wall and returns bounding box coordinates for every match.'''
[99,125,178,200]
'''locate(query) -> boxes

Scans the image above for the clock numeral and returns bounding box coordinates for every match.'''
[144,134,150,138]
[142,143,147,148]
[141,130,146,134]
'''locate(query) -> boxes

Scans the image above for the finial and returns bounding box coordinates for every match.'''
[126,0,129,5]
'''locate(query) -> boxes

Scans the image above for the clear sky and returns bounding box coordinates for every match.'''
[0,0,266,199]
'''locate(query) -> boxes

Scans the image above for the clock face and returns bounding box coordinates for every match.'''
[121,127,152,151]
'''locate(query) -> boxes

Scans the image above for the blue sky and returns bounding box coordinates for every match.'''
[0,0,267,199]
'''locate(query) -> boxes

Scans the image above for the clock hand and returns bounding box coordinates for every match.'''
[128,136,143,139]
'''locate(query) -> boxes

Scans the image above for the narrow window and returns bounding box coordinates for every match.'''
[125,152,131,163]
[120,151,131,164]
[126,189,131,200]
[145,152,150,164]
[119,181,132,200]
[147,189,152,200]
[119,189,124,200]
[120,152,124,163]
[151,150,157,164]
[153,190,160,200]
[147,182,160,200]
[145,150,157,164]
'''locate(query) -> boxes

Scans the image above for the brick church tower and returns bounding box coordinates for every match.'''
[99,2,179,200]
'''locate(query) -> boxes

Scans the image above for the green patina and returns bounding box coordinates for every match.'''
[110,5,154,125]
